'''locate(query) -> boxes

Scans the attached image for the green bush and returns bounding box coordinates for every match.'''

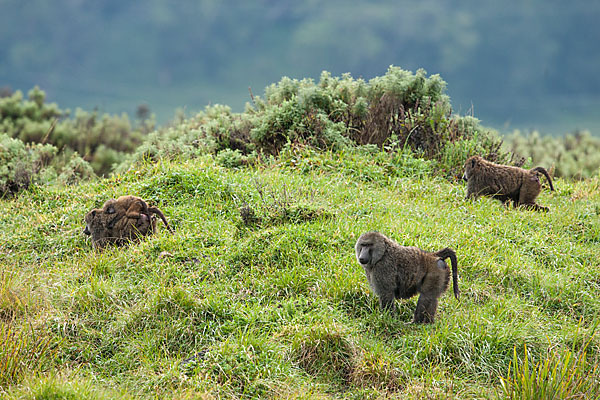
[0,86,153,176]
[0,133,92,196]
[121,67,508,178]
[504,130,600,179]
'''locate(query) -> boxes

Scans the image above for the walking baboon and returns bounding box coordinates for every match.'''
[463,156,554,211]
[102,195,173,233]
[355,231,459,323]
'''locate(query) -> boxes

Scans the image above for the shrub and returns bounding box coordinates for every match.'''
[122,67,508,178]
[504,130,600,179]
[0,86,153,176]
[0,133,93,196]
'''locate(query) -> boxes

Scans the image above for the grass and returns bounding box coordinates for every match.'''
[0,149,599,399]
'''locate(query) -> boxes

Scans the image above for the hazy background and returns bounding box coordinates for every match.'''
[1,0,599,134]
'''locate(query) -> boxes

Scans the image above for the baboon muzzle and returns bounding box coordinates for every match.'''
[358,248,370,265]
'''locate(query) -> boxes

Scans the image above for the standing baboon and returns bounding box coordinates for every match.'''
[102,195,173,233]
[355,231,459,323]
[463,156,554,211]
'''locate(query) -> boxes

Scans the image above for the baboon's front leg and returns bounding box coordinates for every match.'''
[378,291,397,312]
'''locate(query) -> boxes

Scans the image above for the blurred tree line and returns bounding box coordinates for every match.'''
[0,86,155,196]
[1,0,599,132]
[1,70,599,198]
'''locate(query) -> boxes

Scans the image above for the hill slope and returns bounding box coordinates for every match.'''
[1,149,599,399]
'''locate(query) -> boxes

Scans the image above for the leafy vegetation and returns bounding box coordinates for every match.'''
[119,67,507,180]
[504,130,600,179]
[0,86,153,178]
[0,132,93,197]
[1,148,599,398]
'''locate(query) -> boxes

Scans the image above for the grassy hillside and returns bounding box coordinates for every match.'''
[1,147,599,399]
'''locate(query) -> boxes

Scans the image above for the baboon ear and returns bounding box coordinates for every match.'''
[91,210,97,217]
[106,206,115,214]
[437,259,447,270]
[471,159,476,168]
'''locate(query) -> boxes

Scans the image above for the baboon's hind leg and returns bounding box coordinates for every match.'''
[517,185,547,212]
[413,295,438,323]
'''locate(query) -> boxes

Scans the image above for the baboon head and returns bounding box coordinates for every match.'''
[462,156,482,181]
[83,203,157,249]
[355,231,386,267]
[83,208,116,249]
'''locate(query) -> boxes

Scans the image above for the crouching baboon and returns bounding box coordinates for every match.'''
[102,195,173,233]
[355,231,459,323]
[463,156,554,211]
[83,196,171,249]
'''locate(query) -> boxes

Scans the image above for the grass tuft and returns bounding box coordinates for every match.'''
[499,323,600,399]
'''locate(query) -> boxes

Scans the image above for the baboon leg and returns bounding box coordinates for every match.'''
[465,187,478,200]
[413,294,438,323]
[519,203,549,212]
[517,187,548,212]
[378,292,396,312]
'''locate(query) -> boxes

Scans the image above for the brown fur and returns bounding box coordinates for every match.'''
[102,195,173,233]
[355,231,459,323]
[83,196,172,249]
[463,156,554,212]
[83,208,157,249]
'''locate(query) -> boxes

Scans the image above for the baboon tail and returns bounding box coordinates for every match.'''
[531,167,555,191]
[434,248,460,300]
[148,206,174,233]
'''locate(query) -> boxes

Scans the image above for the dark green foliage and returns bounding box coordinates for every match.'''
[0,86,152,177]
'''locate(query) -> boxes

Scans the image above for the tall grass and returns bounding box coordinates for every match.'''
[0,323,54,387]
[499,323,600,399]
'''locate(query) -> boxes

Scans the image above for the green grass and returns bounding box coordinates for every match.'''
[0,150,599,399]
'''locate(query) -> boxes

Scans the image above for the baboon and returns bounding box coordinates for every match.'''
[463,156,554,211]
[102,195,173,233]
[355,231,459,323]
[83,196,171,249]
[83,207,157,249]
